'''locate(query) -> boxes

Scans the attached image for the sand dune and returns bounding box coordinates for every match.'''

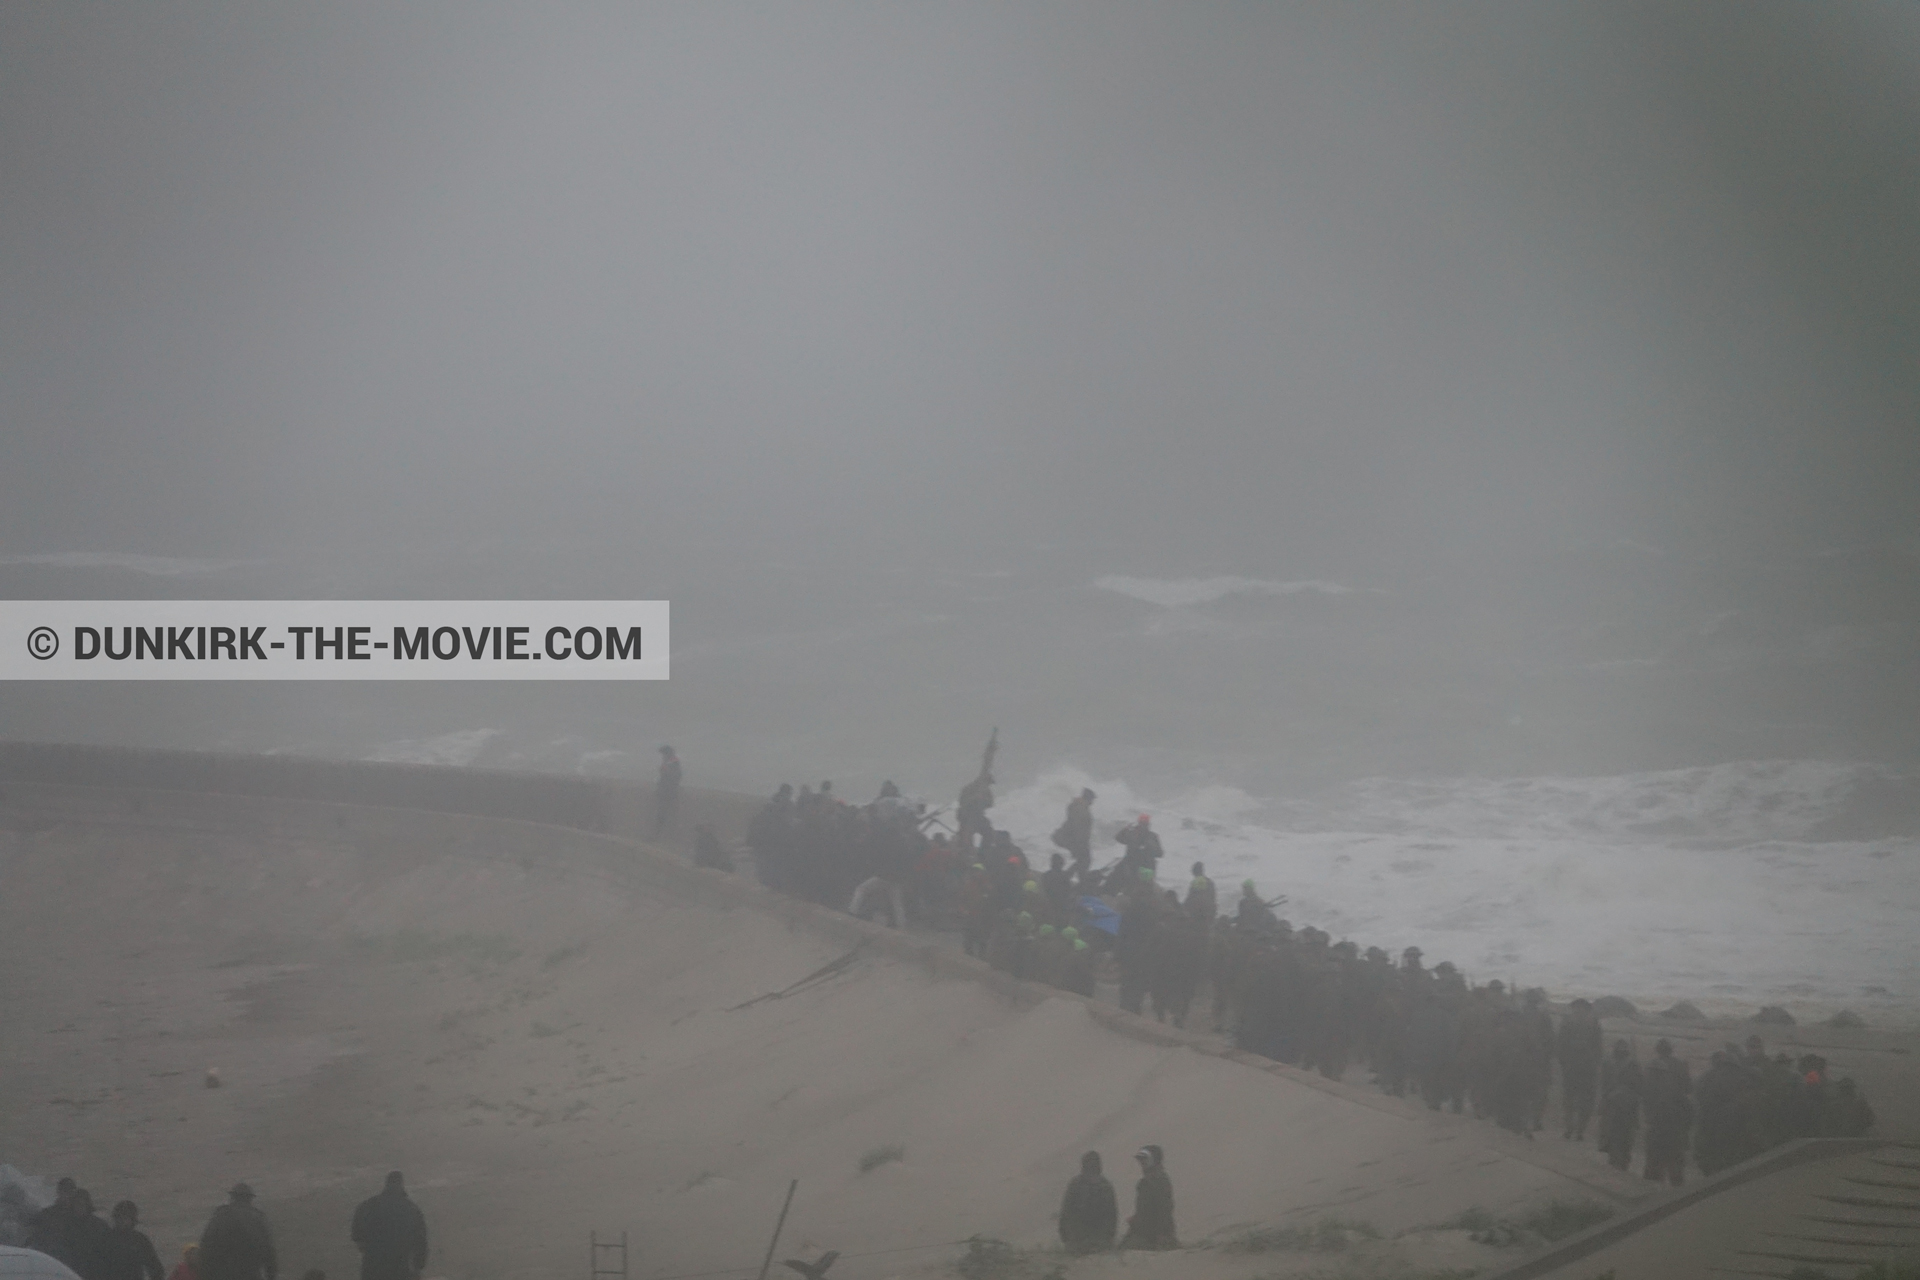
[0,773,1737,1280]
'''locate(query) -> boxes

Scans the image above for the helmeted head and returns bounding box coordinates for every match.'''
[1037,925,1056,938]
[1136,814,1151,827]
[1061,927,1079,942]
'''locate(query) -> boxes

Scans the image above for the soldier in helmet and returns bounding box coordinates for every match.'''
[199,1185,276,1280]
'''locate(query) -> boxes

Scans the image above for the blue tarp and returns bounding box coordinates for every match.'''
[1077,895,1121,936]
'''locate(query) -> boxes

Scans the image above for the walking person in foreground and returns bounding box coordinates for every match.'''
[198,1185,276,1280]
[350,1174,427,1280]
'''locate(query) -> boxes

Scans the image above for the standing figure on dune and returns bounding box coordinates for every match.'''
[1115,870,1162,1015]
[1113,815,1163,885]
[1556,998,1603,1140]
[652,745,683,839]
[1597,1041,1643,1171]
[1052,788,1096,882]
[955,730,998,854]
[1640,1040,1693,1186]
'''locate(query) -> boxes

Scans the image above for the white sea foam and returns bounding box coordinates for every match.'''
[1093,575,1367,608]
[364,729,502,767]
[994,761,1920,1021]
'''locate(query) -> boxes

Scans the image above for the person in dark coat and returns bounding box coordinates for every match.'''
[1115,873,1161,1015]
[1113,817,1163,883]
[52,1190,113,1280]
[652,746,683,838]
[1150,908,1207,1029]
[1121,1146,1177,1250]
[1597,1042,1643,1171]
[1051,789,1096,880]
[1056,1152,1117,1254]
[1185,863,1217,924]
[24,1178,80,1264]
[0,1183,33,1248]
[1234,882,1277,932]
[199,1184,277,1280]
[349,1174,428,1280]
[1556,998,1603,1140]
[1641,1039,1693,1185]
[99,1202,165,1280]
[1039,853,1075,922]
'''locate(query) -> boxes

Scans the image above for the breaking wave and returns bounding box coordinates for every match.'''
[1093,575,1369,608]
[994,760,1920,1019]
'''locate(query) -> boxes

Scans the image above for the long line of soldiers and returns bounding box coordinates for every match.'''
[736,758,1877,1186]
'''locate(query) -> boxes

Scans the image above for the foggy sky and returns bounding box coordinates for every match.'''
[2,4,1919,791]
[5,1,1915,579]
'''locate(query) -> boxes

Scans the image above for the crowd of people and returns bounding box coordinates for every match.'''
[734,746,1879,1187]
[3,1174,427,1280]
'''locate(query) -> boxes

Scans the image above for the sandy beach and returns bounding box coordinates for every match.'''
[3,775,1913,1280]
